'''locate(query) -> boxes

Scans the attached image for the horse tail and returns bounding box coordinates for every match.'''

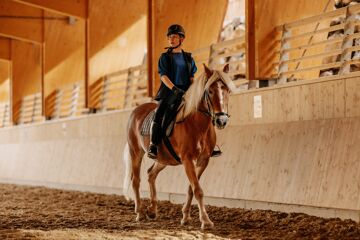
[122,142,132,200]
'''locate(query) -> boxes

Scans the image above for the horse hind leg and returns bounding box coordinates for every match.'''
[146,162,166,219]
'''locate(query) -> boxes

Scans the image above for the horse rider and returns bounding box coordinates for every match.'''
[147,24,222,159]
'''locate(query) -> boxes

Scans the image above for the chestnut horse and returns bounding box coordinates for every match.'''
[123,64,236,229]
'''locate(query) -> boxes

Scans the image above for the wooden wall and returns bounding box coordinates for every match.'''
[11,40,42,106]
[251,0,333,79]
[0,38,11,60]
[150,0,228,95]
[44,12,85,97]
[230,78,349,125]
[89,0,147,90]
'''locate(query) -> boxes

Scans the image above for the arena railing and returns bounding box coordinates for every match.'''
[275,3,360,83]
[13,92,44,125]
[192,36,248,89]
[45,82,88,119]
[89,64,149,112]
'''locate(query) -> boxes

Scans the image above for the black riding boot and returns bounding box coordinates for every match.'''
[148,121,162,159]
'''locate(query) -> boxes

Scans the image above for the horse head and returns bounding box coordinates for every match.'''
[181,64,236,128]
[203,63,235,129]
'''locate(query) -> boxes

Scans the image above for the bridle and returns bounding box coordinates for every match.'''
[201,80,230,125]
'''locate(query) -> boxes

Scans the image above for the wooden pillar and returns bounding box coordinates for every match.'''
[41,10,45,116]
[246,0,256,87]
[85,0,90,107]
[147,0,154,97]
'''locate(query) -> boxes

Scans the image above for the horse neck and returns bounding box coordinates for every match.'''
[183,98,213,133]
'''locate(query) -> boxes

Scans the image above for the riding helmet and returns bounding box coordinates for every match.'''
[167,24,185,38]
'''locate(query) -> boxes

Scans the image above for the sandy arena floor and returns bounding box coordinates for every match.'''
[0,184,360,239]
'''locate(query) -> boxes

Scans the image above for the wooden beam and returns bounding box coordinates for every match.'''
[0,0,43,44]
[13,0,87,19]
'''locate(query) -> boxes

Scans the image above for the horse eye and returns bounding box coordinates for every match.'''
[209,90,214,95]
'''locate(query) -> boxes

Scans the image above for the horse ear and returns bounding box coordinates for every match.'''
[203,63,213,78]
[223,63,230,73]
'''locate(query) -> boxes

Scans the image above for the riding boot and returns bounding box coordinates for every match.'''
[148,121,162,159]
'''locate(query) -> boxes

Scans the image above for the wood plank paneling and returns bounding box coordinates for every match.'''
[300,80,345,120]
[231,78,352,125]
[13,0,87,18]
[0,0,42,43]
[345,77,360,117]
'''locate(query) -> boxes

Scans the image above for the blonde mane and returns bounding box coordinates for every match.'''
[179,70,237,120]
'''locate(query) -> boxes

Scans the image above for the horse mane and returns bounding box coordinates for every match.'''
[179,69,237,119]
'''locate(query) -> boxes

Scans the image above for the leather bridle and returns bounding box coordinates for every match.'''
[202,83,230,125]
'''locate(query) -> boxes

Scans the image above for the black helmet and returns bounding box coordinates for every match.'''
[167,24,185,38]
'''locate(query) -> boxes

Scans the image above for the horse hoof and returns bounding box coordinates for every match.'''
[201,221,214,230]
[146,210,157,219]
[181,216,192,225]
[136,213,147,222]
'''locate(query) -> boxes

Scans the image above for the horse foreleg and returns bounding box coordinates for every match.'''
[181,159,209,226]
[147,162,166,219]
[130,151,146,222]
[181,185,193,225]
[182,159,213,229]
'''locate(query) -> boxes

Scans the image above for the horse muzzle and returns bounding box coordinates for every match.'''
[214,112,229,129]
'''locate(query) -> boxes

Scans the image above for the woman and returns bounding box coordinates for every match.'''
[148,24,221,159]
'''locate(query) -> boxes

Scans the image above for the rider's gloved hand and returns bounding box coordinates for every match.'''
[171,86,185,98]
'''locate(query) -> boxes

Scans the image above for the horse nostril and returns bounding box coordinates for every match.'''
[216,118,222,126]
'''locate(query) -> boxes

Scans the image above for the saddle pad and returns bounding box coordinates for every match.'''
[140,110,176,137]
[141,110,156,136]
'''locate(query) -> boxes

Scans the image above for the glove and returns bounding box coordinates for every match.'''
[171,86,185,98]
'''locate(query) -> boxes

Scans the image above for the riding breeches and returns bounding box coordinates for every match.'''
[153,99,167,124]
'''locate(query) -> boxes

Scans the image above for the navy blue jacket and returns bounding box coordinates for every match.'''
[154,50,196,100]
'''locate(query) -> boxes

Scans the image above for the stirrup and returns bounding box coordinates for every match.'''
[211,145,222,157]
[147,144,158,159]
